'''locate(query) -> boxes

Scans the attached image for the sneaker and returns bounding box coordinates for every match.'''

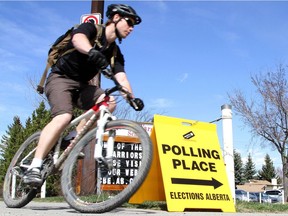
[23,167,42,186]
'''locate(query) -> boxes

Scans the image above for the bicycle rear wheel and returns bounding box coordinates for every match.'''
[3,132,41,208]
[61,119,153,213]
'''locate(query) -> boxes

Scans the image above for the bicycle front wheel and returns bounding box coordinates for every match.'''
[3,131,41,208]
[61,120,153,213]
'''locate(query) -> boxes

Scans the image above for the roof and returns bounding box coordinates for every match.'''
[236,180,273,192]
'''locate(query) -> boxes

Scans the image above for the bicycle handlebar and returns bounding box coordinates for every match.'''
[101,69,130,96]
[101,69,143,111]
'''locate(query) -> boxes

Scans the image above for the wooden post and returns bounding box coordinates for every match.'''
[80,0,105,195]
[89,0,104,87]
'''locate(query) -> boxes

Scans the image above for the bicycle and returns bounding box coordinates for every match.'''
[3,69,153,213]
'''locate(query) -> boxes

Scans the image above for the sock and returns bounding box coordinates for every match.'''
[29,158,43,170]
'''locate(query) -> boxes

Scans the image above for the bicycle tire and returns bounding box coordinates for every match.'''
[61,119,153,213]
[3,131,41,208]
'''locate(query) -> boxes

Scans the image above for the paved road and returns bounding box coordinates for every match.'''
[1,201,288,216]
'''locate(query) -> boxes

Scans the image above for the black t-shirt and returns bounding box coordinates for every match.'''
[51,22,125,82]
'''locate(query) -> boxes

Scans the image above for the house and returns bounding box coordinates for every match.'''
[236,180,277,192]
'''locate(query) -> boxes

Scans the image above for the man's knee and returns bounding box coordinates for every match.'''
[52,113,73,127]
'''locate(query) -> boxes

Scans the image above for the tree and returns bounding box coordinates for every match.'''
[114,100,154,122]
[228,64,288,200]
[234,149,245,184]
[258,154,277,182]
[0,116,24,185]
[243,153,257,181]
[0,101,51,188]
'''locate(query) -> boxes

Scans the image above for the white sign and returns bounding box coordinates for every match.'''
[80,13,101,24]
[113,123,153,137]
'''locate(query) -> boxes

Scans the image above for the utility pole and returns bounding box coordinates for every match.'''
[81,0,105,194]
[91,0,104,15]
[89,0,104,87]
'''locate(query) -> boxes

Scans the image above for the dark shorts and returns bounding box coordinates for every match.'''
[45,72,104,118]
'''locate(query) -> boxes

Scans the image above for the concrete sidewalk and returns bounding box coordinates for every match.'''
[1,201,288,216]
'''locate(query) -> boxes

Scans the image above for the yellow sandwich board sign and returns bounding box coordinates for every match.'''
[130,115,235,212]
[153,115,235,212]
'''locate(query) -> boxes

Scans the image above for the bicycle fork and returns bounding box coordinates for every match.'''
[94,106,116,169]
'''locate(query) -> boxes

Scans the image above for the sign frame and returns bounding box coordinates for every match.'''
[80,13,101,24]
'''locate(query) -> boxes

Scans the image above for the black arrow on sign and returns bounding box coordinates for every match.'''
[171,177,223,189]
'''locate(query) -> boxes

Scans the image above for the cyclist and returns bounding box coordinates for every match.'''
[23,4,144,185]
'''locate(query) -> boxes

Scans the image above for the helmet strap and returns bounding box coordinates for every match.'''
[113,18,123,44]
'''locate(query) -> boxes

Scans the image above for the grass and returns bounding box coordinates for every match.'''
[236,201,288,213]
[3,197,288,213]
[126,201,288,213]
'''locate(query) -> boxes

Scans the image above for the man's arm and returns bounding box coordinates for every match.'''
[72,33,93,54]
[72,32,108,68]
[114,72,134,98]
[115,71,144,111]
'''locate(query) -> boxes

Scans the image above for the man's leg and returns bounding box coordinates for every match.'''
[23,113,72,185]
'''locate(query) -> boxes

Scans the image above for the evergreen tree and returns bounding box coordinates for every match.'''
[0,116,24,185]
[234,149,244,184]
[22,101,51,140]
[243,153,257,181]
[258,154,277,181]
[0,101,51,187]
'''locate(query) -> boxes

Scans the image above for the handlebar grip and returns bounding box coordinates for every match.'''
[128,98,144,111]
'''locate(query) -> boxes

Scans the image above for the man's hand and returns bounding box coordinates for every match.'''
[88,48,108,69]
[129,98,144,111]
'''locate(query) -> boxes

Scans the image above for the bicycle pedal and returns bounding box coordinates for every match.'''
[97,158,113,169]
[11,167,24,177]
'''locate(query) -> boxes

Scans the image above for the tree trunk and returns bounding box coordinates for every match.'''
[282,156,288,202]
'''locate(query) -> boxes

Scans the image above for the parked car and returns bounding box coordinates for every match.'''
[235,189,248,201]
[264,190,283,203]
[235,189,258,202]
[254,192,274,203]
[247,192,258,202]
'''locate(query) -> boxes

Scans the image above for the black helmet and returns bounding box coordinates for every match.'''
[106,4,142,25]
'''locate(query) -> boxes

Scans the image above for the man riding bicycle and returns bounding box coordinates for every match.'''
[23,4,144,185]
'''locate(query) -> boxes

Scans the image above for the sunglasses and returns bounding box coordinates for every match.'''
[124,17,135,27]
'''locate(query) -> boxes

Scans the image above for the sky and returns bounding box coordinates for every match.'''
[1,0,288,172]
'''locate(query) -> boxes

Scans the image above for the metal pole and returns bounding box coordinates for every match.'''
[12,174,16,199]
[41,180,46,198]
[221,104,235,201]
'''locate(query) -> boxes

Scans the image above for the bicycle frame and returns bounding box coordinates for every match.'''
[17,95,115,177]
[53,95,116,170]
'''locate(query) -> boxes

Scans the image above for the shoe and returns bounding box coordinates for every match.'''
[23,167,43,186]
